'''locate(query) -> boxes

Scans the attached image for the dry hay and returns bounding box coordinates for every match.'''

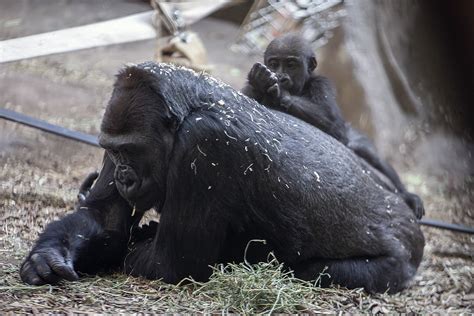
[0,157,472,313]
[0,63,472,311]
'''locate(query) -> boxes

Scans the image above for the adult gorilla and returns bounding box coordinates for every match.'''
[20,62,424,293]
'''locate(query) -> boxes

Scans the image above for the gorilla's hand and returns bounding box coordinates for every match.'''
[267,84,290,108]
[77,171,99,204]
[248,62,278,94]
[267,83,281,99]
[20,246,79,285]
[402,192,425,219]
[267,84,292,111]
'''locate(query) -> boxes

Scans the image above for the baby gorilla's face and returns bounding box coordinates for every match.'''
[265,54,308,95]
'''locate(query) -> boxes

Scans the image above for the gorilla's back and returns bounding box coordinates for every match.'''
[250,109,423,259]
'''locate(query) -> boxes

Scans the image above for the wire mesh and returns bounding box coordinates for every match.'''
[232,0,346,54]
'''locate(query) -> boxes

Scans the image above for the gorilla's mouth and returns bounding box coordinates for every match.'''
[279,76,293,91]
[126,178,159,212]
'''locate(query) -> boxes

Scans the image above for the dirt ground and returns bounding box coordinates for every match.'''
[0,0,472,313]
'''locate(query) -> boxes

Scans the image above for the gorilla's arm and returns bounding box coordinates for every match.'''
[276,76,349,144]
[241,84,263,103]
[20,154,134,285]
[122,135,231,283]
[279,96,348,144]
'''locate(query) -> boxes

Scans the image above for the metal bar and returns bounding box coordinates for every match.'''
[419,218,474,234]
[2,112,473,235]
[0,108,99,147]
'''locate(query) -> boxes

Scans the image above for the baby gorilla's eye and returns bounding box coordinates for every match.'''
[268,61,278,69]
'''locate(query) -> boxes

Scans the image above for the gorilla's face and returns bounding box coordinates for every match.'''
[99,72,175,213]
[100,130,167,213]
[263,35,317,96]
[265,53,308,95]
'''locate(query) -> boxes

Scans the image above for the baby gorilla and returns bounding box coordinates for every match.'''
[242,34,424,219]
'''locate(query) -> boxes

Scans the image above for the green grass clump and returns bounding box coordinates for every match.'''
[189,256,321,314]
[178,240,332,314]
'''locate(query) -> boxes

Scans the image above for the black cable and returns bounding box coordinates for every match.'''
[0,108,99,147]
[419,218,474,234]
[2,108,474,234]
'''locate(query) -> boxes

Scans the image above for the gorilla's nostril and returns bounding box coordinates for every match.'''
[119,165,129,172]
[116,171,127,184]
[114,164,141,199]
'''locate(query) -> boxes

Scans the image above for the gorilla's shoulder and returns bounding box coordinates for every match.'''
[307,75,336,96]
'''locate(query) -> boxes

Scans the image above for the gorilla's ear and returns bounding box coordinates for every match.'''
[308,56,317,73]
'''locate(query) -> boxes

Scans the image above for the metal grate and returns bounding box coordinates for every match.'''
[232,0,345,54]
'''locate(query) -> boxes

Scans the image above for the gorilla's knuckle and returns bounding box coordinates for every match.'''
[30,253,42,262]
[20,261,31,275]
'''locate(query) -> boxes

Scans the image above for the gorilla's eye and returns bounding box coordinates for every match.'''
[287,61,297,68]
[268,61,278,69]
[109,149,119,157]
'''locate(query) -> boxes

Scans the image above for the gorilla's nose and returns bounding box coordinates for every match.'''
[115,164,141,199]
[279,75,291,88]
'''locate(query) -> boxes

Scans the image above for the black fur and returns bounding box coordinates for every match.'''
[20,154,133,285]
[20,62,424,293]
[241,34,425,219]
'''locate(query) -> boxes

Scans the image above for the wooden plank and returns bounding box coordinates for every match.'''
[0,11,156,63]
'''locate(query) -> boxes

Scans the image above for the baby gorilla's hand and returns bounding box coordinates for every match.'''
[267,84,292,111]
[248,62,278,94]
[402,192,425,219]
[267,83,281,99]
[20,246,79,285]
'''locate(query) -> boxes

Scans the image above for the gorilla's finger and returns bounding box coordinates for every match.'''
[249,63,262,79]
[255,70,278,89]
[404,193,425,219]
[253,62,265,70]
[414,202,425,220]
[78,171,100,203]
[45,253,79,281]
[253,63,269,77]
[20,260,46,285]
[80,171,99,192]
[267,83,281,99]
[77,193,86,203]
[254,65,269,77]
[30,253,61,284]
